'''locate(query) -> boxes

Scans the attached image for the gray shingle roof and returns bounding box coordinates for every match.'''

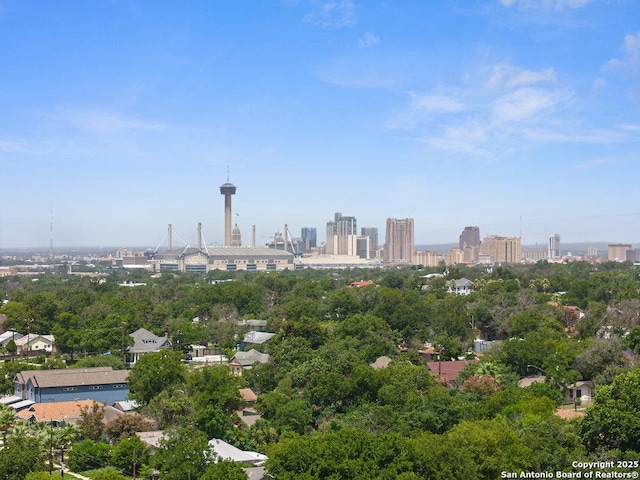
[129,328,171,354]
[15,367,129,388]
[230,349,270,367]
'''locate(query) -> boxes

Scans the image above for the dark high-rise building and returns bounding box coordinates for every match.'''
[361,227,378,251]
[301,227,317,250]
[459,226,480,249]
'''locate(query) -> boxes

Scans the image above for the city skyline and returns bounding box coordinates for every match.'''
[1,1,640,248]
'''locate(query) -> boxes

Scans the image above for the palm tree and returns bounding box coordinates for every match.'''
[0,405,16,445]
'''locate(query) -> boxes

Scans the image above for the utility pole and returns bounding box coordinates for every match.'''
[49,420,54,475]
[25,318,35,354]
[121,322,127,365]
[60,445,65,477]
[132,447,137,479]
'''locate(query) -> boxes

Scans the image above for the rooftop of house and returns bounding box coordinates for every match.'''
[128,327,172,354]
[426,360,475,385]
[239,388,257,403]
[14,334,55,346]
[242,331,275,345]
[517,375,547,388]
[0,330,23,343]
[15,399,124,424]
[15,367,129,388]
[137,430,166,449]
[208,438,268,465]
[230,349,270,367]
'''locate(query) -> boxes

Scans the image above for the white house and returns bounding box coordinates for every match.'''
[14,334,55,354]
[447,278,474,295]
[126,328,171,366]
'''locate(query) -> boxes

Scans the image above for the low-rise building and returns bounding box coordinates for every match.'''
[228,349,270,375]
[126,328,172,366]
[14,367,129,405]
[15,334,55,354]
[447,278,474,295]
[15,399,125,426]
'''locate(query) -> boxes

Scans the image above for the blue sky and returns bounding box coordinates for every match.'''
[1,0,639,249]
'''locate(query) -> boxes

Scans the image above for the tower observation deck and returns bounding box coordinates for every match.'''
[220,182,237,246]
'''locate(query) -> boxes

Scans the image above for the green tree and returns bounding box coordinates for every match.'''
[73,354,126,370]
[104,413,153,441]
[78,401,105,441]
[196,406,235,440]
[145,388,196,429]
[152,427,210,480]
[573,337,626,382]
[436,419,532,479]
[92,471,129,480]
[266,429,413,479]
[110,435,150,475]
[0,432,46,480]
[517,414,587,472]
[66,439,112,472]
[187,365,242,413]
[128,350,187,405]
[201,459,248,480]
[25,473,57,480]
[0,404,16,444]
[581,368,640,453]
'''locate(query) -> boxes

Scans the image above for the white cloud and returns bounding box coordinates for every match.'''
[492,87,565,123]
[427,123,490,155]
[413,94,465,113]
[303,1,357,27]
[605,31,640,75]
[388,60,633,161]
[358,32,380,48]
[486,64,557,89]
[498,0,591,11]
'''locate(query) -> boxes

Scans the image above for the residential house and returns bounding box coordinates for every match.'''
[236,319,268,333]
[426,360,475,386]
[0,330,23,348]
[517,375,547,388]
[126,328,172,366]
[239,388,257,407]
[565,381,595,405]
[113,400,139,412]
[14,367,129,405]
[15,334,56,354]
[228,349,270,375]
[137,430,166,450]
[237,388,261,428]
[15,399,125,426]
[239,331,275,350]
[547,301,585,328]
[447,278,474,295]
[208,438,267,466]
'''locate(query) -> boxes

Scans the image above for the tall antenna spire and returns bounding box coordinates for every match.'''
[49,204,53,259]
[227,165,230,182]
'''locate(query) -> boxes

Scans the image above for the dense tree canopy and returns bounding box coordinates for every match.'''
[1,260,640,478]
